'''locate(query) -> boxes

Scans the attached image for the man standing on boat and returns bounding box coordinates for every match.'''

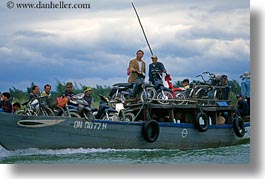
[128,50,146,97]
[148,55,167,85]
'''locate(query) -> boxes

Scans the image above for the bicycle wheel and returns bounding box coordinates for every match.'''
[156,90,174,104]
[44,107,55,116]
[37,107,55,116]
[17,109,36,116]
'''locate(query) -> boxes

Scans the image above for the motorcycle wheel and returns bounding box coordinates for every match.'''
[102,112,119,121]
[69,111,82,118]
[53,106,64,116]
[174,91,186,105]
[124,112,136,122]
[140,86,156,102]
[156,90,174,105]
[84,111,95,120]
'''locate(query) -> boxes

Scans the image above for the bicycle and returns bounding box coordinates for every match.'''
[17,96,55,116]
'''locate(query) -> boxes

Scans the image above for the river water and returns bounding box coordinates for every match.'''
[0,144,249,164]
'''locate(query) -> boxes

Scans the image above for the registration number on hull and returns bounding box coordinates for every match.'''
[73,121,107,130]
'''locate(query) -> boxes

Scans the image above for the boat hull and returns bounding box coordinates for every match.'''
[0,112,250,150]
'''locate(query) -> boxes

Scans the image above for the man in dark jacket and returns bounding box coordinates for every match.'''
[63,82,75,98]
[148,55,167,85]
[236,94,249,117]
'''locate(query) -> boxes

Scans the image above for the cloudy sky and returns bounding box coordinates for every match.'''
[0,0,250,92]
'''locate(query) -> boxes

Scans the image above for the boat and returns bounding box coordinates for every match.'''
[0,100,250,151]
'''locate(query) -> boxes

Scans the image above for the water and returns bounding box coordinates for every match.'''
[0,144,250,164]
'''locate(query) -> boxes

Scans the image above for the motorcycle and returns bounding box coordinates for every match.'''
[54,94,83,118]
[67,93,95,120]
[59,93,134,121]
[94,94,119,121]
[152,72,174,105]
[109,72,156,107]
[94,94,136,121]
[114,102,136,122]
[164,74,186,105]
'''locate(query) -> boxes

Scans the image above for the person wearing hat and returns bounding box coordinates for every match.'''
[240,72,250,108]
[148,55,167,85]
[236,94,249,117]
[84,86,95,110]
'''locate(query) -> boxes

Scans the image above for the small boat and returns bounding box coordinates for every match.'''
[0,101,250,151]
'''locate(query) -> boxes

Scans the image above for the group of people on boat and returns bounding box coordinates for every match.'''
[0,92,20,113]
[126,49,250,118]
[0,82,95,115]
[0,50,250,119]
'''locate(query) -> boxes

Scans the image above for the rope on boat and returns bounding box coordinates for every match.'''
[132,99,152,122]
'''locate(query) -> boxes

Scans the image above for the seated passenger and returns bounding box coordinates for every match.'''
[216,112,225,125]
[0,92,12,113]
[182,79,190,90]
[62,82,75,99]
[29,85,40,101]
[12,102,21,113]
[236,94,249,117]
[83,86,95,110]
[41,84,51,97]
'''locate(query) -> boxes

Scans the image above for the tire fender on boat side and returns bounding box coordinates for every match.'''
[233,116,245,137]
[195,112,209,132]
[142,120,160,143]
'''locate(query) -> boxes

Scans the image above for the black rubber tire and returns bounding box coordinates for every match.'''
[69,111,82,118]
[233,116,245,137]
[195,112,209,132]
[142,120,160,143]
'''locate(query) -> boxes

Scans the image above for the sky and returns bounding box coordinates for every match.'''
[0,0,250,92]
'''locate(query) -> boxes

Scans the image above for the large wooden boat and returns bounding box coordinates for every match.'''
[0,101,250,151]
